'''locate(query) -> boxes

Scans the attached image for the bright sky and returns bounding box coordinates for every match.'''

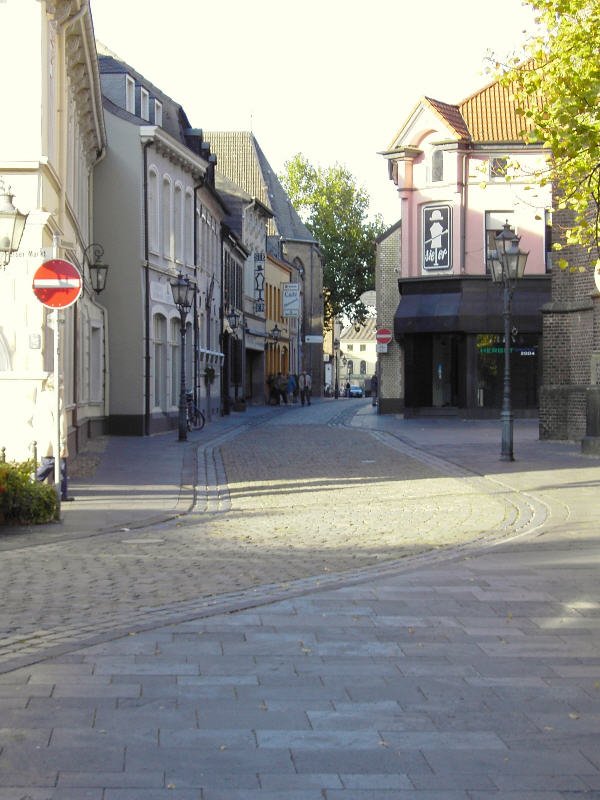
[91,0,535,227]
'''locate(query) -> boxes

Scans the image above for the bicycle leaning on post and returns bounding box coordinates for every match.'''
[185,390,205,431]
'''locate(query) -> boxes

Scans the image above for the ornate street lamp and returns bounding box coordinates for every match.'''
[488,221,529,461]
[226,308,240,332]
[170,273,194,442]
[270,323,281,342]
[0,181,28,267]
[333,336,340,399]
[83,243,109,294]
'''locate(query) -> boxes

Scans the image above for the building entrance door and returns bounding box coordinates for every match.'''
[432,334,454,407]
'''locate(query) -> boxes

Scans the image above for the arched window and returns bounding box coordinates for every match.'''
[148,167,159,254]
[153,313,167,410]
[432,150,443,182]
[360,360,367,375]
[347,360,354,376]
[162,177,172,260]
[184,190,194,265]
[170,318,180,408]
[174,183,183,263]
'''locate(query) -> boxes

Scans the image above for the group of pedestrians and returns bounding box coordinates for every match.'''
[267,371,312,406]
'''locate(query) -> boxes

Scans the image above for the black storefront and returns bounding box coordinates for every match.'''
[393,276,551,417]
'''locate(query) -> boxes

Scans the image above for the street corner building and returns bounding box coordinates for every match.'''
[376,74,552,419]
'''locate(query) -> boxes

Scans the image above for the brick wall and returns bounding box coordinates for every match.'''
[375,222,404,413]
[539,204,600,440]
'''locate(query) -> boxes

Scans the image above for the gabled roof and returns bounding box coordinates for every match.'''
[458,75,538,142]
[388,71,540,151]
[204,131,317,245]
[341,316,377,341]
[423,97,471,141]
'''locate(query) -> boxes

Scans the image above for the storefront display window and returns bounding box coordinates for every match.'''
[476,333,539,409]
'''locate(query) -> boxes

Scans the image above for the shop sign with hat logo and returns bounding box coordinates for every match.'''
[423,205,451,270]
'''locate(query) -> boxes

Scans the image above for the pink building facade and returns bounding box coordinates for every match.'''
[378,77,552,415]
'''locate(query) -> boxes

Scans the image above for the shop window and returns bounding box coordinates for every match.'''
[476,333,539,409]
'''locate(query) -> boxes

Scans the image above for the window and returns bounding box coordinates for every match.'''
[490,157,508,179]
[125,75,135,113]
[347,360,354,375]
[153,314,167,410]
[162,177,172,260]
[360,360,367,375]
[485,211,514,274]
[347,344,354,351]
[154,99,163,126]
[170,319,180,407]
[148,168,159,253]
[360,344,366,351]
[545,209,553,273]
[432,150,443,182]
[140,87,150,120]
[174,184,183,263]
[90,325,102,402]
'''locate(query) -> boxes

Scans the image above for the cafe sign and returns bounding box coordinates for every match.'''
[422,204,451,271]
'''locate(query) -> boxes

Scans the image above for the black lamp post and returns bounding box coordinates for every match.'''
[0,181,28,268]
[333,337,340,399]
[170,273,194,442]
[83,243,109,294]
[270,323,281,342]
[488,222,529,461]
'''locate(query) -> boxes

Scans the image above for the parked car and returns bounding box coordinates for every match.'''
[349,384,364,398]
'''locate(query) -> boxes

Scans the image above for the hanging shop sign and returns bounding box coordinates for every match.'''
[422,205,451,271]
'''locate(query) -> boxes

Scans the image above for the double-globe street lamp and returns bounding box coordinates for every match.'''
[487,221,529,462]
[170,273,195,442]
[0,181,28,267]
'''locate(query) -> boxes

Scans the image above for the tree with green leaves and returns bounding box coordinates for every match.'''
[280,154,385,328]
[498,0,599,269]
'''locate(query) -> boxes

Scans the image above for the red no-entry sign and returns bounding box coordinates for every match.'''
[376,327,393,345]
[32,259,82,309]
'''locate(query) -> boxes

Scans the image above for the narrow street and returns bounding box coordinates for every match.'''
[1,401,599,797]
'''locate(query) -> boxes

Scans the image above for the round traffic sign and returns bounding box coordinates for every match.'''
[376,327,393,345]
[32,259,82,309]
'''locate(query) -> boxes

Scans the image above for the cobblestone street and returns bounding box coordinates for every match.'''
[0,402,541,671]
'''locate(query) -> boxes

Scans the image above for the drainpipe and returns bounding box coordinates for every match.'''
[459,147,469,273]
[142,139,152,435]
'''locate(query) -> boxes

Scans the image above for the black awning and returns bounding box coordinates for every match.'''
[394,276,551,336]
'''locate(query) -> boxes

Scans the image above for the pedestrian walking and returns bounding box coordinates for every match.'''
[345,381,351,398]
[276,372,288,404]
[370,373,378,406]
[287,373,297,404]
[299,371,312,405]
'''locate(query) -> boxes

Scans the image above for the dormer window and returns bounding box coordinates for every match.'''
[125,75,135,114]
[432,150,443,182]
[140,87,150,120]
[154,99,163,127]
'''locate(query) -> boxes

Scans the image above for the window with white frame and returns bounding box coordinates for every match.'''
[140,87,150,120]
[174,183,183,263]
[185,191,194,265]
[162,176,172,260]
[485,211,514,273]
[153,313,167,410]
[170,318,180,407]
[148,168,159,253]
[154,99,163,126]
[90,325,102,402]
[125,75,135,114]
[489,157,508,179]
[432,149,444,182]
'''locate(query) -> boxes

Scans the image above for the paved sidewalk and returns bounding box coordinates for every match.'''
[1,402,600,797]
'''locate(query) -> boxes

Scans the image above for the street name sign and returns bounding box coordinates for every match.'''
[32,259,82,309]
